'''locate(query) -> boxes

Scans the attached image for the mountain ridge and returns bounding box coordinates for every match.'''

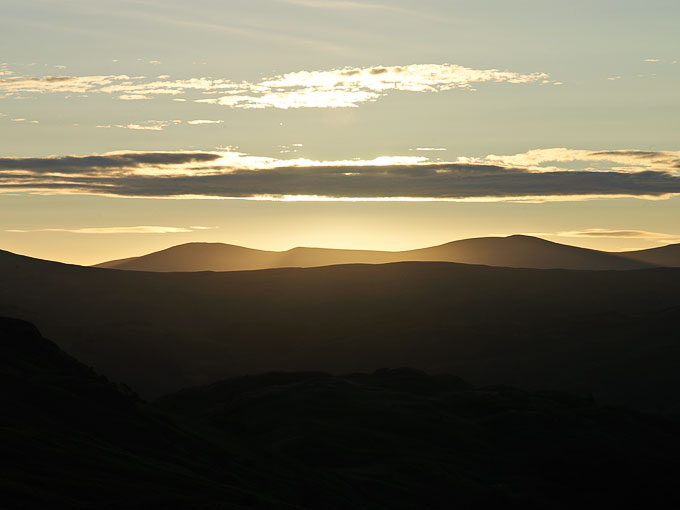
[92,234,669,272]
[2,246,680,412]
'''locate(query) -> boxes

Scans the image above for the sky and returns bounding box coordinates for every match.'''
[1,0,679,264]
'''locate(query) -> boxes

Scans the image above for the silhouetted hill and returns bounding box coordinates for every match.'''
[96,243,280,271]
[0,316,286,509]
[157,369,680,509]
[4,317,680,509]
[2,248,680,415]
[404,234,652,269]
[94,235,654,271]
[619,242,680,267]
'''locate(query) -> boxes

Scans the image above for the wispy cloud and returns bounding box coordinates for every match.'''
[273,0,446,20]
[554,229,678,239]
[276,0,400,10]
[119,94,151,100]
[187,119,224,125]
[96,120,182,131]
[0,63,551,109]
[6,225,213,234]
[0,75,139,94]
[1,148,680,202]
[0,74,238,97]
[462,148,680,173]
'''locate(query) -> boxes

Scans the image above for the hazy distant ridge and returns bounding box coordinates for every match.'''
[94,234,669,272]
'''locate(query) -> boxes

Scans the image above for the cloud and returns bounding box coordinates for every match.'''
[97,120,182,131]
[187,119,224,125]
[0,75,140,95]
[118,94,151,100]
[276,0,399,9]
[199,64,550,109]
[411,147,447,152]
[278,143,303,154]
[465,148,680,173]
[555,229,678,239]
[0,151,222,175]
[644,59,661,62]
[0,74,238,98]
[1,148,680,202]
[273,0,446,19]
[6,225,210,234]
[0,63,550,109]
[9,117,38,124]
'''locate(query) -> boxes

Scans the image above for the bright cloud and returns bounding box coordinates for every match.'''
[0,63,550,109]
[187,119,224,125]
[0,75,139,94]
[97,120,182,131]
[6,225,210,234]
[555,229,678,239]
[462,148,680,173]
[203,63,550,109]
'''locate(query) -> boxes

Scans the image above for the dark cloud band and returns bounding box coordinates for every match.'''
[0,152,221,174]
[1,152,679,200]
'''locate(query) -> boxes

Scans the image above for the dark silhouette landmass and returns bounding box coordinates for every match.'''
[94,235,665,272]
[2,248,680,415]
[3,316,680,509]
[0,316,278,509]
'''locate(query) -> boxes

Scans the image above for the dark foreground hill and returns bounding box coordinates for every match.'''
[3,317,680,509]
[94,235,658,272]
[0,316,284,509]
[2,248,680,414]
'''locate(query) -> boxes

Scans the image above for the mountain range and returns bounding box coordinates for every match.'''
[2,246,680,414]
[94,235,680,272]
